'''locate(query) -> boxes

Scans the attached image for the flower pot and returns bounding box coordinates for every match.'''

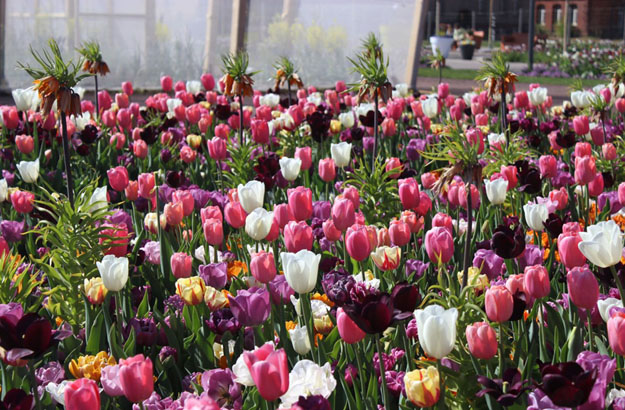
[430,36,454,59]
[460,44,475,60]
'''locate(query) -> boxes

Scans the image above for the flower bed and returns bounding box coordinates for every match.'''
[1,39,625,410]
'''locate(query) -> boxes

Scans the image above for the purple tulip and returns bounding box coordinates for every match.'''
[0,220,25,243]
[576,351,616,410]
[199,263,228,289]
[472,249,505,280]
[312,201,331,220]
[267,275,295,305]
[200,368,242,409]
[228,287,270,326]
[405,259,429,279]
[206,308,241,335]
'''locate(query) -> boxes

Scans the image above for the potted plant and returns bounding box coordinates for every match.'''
[460,39,476,60]
[430,35,454,60]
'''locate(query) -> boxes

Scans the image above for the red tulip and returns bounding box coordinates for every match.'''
[398,178,420,210]
[15,135,34,155]
[11,190,34,214]
[346,225,371,261]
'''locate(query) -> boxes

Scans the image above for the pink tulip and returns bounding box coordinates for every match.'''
[251,119,270,144]
[574,156,596,185]
[215,124,230,140]
[466,322,497,360]
[389,219,411,247]
[243,345,289,401]
[603,143,617,160]
[590,125,604,146]
[616,98,625,113]
[122,81,134,95]
[133,139,148,159]
[557,223,586,270]
[250,251,277,284]
[171,252,192,279]
[201,73,215,91]
[485,285,513,323]
[538,155,557,178]
[116,93,129,109]
[322,219,342,242]
[172,190,195,217]
[161,76,173,92]
[523,265,550,299]
[107,166,129,192]
[608,310,625,356]
[337,307,366,344]
[283,221,313,252]
[225,201,247,229]
[346,225,371,261]
[514,91,529,109]
[466,128,484,154]
[319,158,336,182]
[207,137,227,161]
[424,226,453,265]
[119,354,154,403]
[331,197,355,232]
[588,172,604,197]
[385,157,402,178]
[500,165,518,190]
[573,115,589,136]
[437,82,450,99]
[567,266,599,310]
[201,206,223,225]
[421,172,437,190]
[458,183,480,210]
[15,135,34,154]
[203,218,224,246]
[574,142,592,158]
[294,147,312,170]
[288,186,313,221]
[138,173,155,199]
[65,379,100,410]
[381,117,396,137]
[398,178,420,210]
[164,202,184,226]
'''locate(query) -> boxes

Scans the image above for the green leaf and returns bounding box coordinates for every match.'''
[86,311,104,354]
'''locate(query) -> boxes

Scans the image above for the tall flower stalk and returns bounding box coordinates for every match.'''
[221,51,257,146]
[77,41,109,117]
[18,39,90,207]
[348,33,392,170]
[476,53,517,135]
[273,56,303,107]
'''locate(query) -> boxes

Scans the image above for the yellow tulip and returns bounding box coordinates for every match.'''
[176,276,206,305]
[404,366,440,408]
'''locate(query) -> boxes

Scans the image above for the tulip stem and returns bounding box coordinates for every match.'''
[371,88,379,171]
[610,265,625,303]
[300,293,316,362]
[461,170,473,289]
[60,111,75,207]
[498,322,504,377]
[375,334,392,410]
[538,301,548,362]
[94,75,99,116]
[28,363,42,410]
[586,309,594,351]
[354,341,367,396]
[238,91,244,146]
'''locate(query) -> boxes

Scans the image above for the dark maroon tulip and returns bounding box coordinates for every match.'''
[206,308,241,336]
[491,223,525,259]
[537,361,597,407]
[390,282,421,313]
[342,293,411,334]
[0,388,34,410]
[476,368,529,407]
[0,304,58,364]
[307,109,332,142]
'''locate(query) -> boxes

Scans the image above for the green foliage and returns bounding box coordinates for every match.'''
[223,140,256,187]
[348,45,389,91]
[483,130,535,176]
[76,41,103,63]
[18,38,91,86]
[29,183,113,327]
[344,158,399,226]
[476,52,511,84]
[221,51,258,82]
[0,253,43,310]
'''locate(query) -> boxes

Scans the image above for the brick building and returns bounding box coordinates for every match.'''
[535,0,625,38]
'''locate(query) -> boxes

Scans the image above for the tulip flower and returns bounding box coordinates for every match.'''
[164,201,184,227]
[485,285,514,323]
[283,220,313,252]
[96,255,128,292]
[466,322,497,360]
[11,190,35,214]
[228,287,270,326]
[0,179,7,203]
[250,251,277,284]
[424,226,454,265]
[567,266,599,310]
[289,324,312,355]
[16,159,39,184]
[15,134,34,154]
[64,379,100,410]
[224,201,247,229]
[398,178,420,210]
[414,305,458,359]
[170,252,192,279]
[237,180,265,213]
[118,354,154,403]
[287,186,312,221]
[294,147,312,170]
[336,307,366,344]
[245,208,273,241]
[476,368,529,407]
[343,292,410,334]
[523,202,549,231]
[370,246,401,271]
[203,218,224,246]
[279,157,302,182]
[608,308,625,356]
[243,345,289,401]
[578,220,624,268]
[107,166,129,192]
[318,158,336,182]
[404,367,440,408]
[175,276,206,305]
[484,178,508,205]
[422,97,438,118]
[536,362,596,408]
[331,197,355,232]
[391,282,420,313]
[281,250,320,294]
[330,142,352,168]
[345,225,371,261]
[523,265,550,299]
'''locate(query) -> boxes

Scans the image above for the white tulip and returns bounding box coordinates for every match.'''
[259,93,280,108]
[72,86,86,100]
[0,179,7,202]
[245,208,273,241]
[463,92,477,107]
[610,83,625,100]
[355,103,374,118]
[330,142,352,168]
[528,87,548,106]
[422,97,439,119]
[16,159,39,184]
[73,111,92,132]
[289,324,312,355]
[607,389,625,408]
[338,112,355,129]
[186,80,202,95]
[523,202,549,231]
[279,360,336,409]
[12,87,40,112]
[307,93,322,106]
[597,297,623,322]
[96,254,129,292]
[281,249,321,294]
[578,220,624,268]
[487,132,506,147]
[89,186,109,212]
[46,380,71,405]
[166,98,182,119]
[484,178,508,205]
[232,353,255,387]
[414,305,458,359]
[237,180,265,213]
[571,90,592,108]
[394,83,410,98]
[279,157,302,182]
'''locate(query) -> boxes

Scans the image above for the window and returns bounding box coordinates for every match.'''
[537,5,546,25]
[571,5,578,26]
[553,5,562,24]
